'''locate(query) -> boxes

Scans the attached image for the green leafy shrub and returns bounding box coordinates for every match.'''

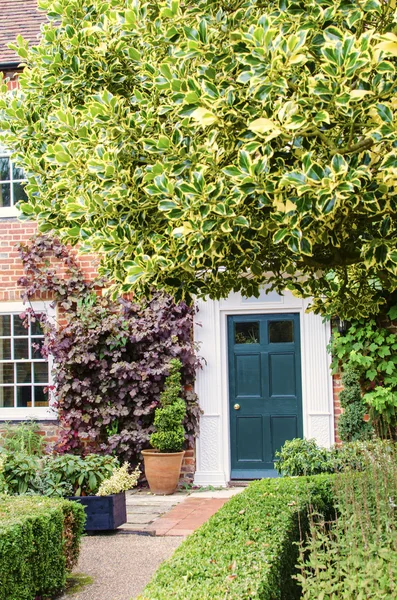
[275,438,393,477]
[0,420,45,456]
[275,438,334,476]
[0,495,85,600]
[364,385,397,438]
[0,452,41,495]
[0,452,118,497]
[337,366,373,442]
[139,475,334,600]
[297,443,397,598]
[41,453,118,496]
[150,359,186,453]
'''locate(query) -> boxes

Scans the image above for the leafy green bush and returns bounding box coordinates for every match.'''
[0,452,41,495]
[337,366,373,442]
[0,452,118,496]
[275,438,392,476]
[275,438,334,476]
[150,359,186,453]
[364,385,397,438]
[139,475,334,600]
[0,495,85,600]
[298,443,397,598]
[0,420,45,456]
[41,453,118,496]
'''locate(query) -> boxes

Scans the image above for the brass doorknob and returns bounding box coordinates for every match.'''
[234,404,240,410]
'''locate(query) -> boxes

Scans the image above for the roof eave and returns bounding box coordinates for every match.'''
[0,61,22,71]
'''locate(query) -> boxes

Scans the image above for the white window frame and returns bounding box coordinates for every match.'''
[0,145,23,218]
[0,301,56,421]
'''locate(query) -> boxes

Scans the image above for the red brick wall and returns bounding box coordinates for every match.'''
[0,421,60,449]
[333,372,342,445]
[0,219,100,301]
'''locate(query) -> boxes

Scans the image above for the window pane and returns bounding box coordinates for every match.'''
[34,386,49,407]
[14,338,29,359]
[0,157,10,180]
[34,363,48,383]
[0,339,11,360]
[31,338,44,359]
[13,182,28,204]
[268,321,294,343]
[31,318,44,336]
[0,315,11,336]
[234,322,260,344]
[0,183,10,207]
[0,363,14,383]
[17,363,31,383]
[17,386,32,408]
[13,315,27,336]
[0,386,14,408]
[12,163,25,180]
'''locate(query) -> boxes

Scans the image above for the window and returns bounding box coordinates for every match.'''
[0,304,54,420]
[0,152,27,216]
[268,320,294,343]
[234,321,260,344]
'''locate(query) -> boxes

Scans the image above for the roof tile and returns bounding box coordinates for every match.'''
[0,0,48,66]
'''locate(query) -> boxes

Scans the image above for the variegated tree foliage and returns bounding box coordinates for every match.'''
[2,0,397,317]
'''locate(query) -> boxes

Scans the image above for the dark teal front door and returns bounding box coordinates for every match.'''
[228,314,303,479]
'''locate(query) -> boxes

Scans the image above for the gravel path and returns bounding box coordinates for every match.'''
[59,533,183,600]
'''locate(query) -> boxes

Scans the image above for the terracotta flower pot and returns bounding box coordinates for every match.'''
[142,449,185,495]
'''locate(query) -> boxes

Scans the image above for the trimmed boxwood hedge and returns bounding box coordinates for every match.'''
[139,475,334,600]
[0,495,86,600]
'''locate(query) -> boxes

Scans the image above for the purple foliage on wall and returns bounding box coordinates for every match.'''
[18,236,201,464]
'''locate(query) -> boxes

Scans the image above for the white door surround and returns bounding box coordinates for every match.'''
[193,290,334,488]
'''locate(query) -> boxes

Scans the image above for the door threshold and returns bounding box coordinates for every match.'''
[230,469,280,480]
[228,481,250,487]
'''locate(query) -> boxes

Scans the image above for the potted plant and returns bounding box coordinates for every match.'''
[142,359,186,495]
[37,453,139,532]
[69,462,140,531]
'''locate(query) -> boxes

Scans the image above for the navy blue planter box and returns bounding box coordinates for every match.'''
[67,492,127,531]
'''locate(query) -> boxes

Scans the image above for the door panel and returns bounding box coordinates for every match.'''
[269,353,296,397]
[270,416,298,460]
[235,354,262,397]
[236,416,264,462]
[229,314,302,479]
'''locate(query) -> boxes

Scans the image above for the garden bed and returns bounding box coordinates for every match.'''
[139,475,334,600]
[0,495,85,600]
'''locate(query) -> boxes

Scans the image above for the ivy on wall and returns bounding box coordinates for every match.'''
[18,236,201,463]
[330,313,397,438]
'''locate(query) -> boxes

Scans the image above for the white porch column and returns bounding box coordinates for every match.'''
[193,298,228,487]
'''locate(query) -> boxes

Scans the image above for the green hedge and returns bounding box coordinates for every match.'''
[139,475,334,600]
[0,495,86,600]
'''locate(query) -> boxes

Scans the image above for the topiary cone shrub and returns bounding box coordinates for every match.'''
[150,359,186,453]
[142,359,187,494]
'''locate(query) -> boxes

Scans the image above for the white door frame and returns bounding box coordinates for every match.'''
[193,290,334,488]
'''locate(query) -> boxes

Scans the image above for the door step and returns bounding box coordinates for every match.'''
[228,481,249,487]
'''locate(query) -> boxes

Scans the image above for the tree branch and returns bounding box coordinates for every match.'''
[331,138,374,156]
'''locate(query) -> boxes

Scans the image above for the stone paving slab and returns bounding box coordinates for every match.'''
[124,487,244,535]
[59,534,183,600]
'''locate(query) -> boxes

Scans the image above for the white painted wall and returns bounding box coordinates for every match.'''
[193,290,334,487]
